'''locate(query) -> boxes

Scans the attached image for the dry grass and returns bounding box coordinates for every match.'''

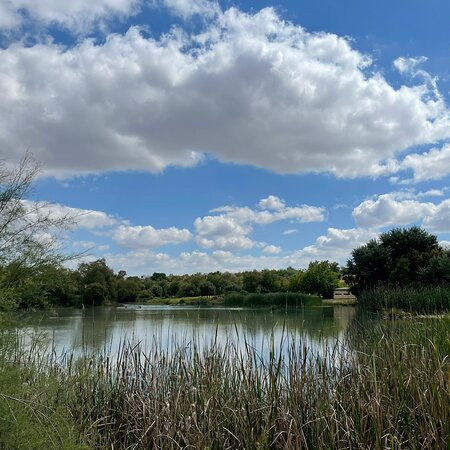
[2,316,449,449]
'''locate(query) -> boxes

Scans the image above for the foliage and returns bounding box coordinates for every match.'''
[345,226,446,294]
[0,153,74,267]
[295,260,340,298]
[77,259,117,305]
[117,276,142,303]
[0,154,77,310]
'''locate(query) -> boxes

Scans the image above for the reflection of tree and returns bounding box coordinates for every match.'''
[19,305,356,356]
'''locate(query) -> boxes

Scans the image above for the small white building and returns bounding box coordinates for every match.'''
[333,287,356,300]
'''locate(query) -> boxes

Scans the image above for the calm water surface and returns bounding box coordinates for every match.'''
[16,305,356,359]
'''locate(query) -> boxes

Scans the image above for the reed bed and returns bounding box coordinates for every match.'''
[357,285,450,313]
[223,292,322,307]
[1,317,449,449]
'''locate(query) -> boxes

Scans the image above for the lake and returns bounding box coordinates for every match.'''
[15,304,356,359]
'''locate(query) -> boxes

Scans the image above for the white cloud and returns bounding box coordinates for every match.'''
[393,56,427,75]
[98,226,378,275]
[160,0,220,19]
[258,195,285,210]
[73,240,110,251]
[422,200,450,233]
[194,195,324,250]
[399,143,450,183]
[288,227,379,265]
[113,224,192,248]
[1,7,448,178]
[23,200,120,229]
[283,228,298,235]
[416,189,445,198]
[353,193,435,228]
[262,244,282,254]
[0,0,140,32]
[352,192,450,232]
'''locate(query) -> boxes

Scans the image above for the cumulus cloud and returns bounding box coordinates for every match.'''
[352,192,450,232]
[399,143,450,183]
[1,7,448,178]
[194,195,324,250]
[289,227,379,264]
[258,195,285,210]
[422,200,450,233]
[0,0,140,32]
[262,244,282,254]
[98,226,378,275]
[113,224,192,248]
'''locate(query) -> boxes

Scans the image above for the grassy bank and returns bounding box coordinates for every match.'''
[223,292,322,307]
[1,316,448,449]
[145,295,220,306]
[357,285,450,313]
[144,292,323,308]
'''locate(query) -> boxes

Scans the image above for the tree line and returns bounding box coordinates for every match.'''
[0,258,344,309]
[1,155,449,310]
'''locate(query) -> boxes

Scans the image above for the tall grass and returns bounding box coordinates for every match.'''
[1,316,449,449]
[357,285,450,313]
[223,292,322,307]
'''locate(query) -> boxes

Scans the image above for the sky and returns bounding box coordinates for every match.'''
[1,0,449,275]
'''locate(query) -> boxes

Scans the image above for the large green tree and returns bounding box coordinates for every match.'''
[345,226,443,294]
[298,261,340,298]
[77,259,117,305]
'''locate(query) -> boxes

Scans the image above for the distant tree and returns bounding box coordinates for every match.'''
[260,270,281,293]
[289,270,304,292]
[199,280,216,296]
[77,259,116,304]
[299,261,340,298]
[151,272,167,281]
[83,282,108,306]
[243,271,261,293]
[117,276,142,303]
[167,279,181,297]
[150,283,164,298]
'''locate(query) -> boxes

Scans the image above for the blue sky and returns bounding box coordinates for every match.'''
[1,0,449,274]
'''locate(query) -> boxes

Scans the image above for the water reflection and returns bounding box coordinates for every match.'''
[15,305,356,361]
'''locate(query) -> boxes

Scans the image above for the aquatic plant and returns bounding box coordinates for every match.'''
[1,317,448,449]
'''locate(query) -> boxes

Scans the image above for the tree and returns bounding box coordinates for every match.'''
[419,251,450,285]
[260,270,281,293]
[0,154,76,309]
[77,259,117,304]
[0,153,74,267]
[83,282,108,306]
[243,271,261,293]
[117,276,142,303]
[199,281,216,296]
[298,261,340,298]
[345,226,443,293]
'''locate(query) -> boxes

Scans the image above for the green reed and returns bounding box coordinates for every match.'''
[357,285,450,313]
[223,292,322,307]
[0,317,449,449]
